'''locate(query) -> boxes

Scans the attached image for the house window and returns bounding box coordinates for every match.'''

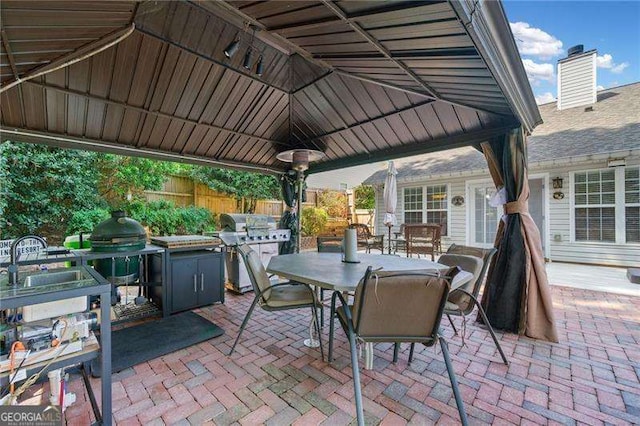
[626,167,640,243]
[573,167,639,244]
[403,187,423,223]
[574,170,616,242]
[426,185,448,236]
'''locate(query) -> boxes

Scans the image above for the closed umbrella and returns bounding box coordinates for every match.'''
[383,161,397,254]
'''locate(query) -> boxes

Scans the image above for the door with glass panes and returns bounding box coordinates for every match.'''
[468,183,500,247]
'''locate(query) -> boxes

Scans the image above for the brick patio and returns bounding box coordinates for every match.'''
[20,284,640,425]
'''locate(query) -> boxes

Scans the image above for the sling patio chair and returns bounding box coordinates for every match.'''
[438,244,508,365]
[328,266,470,426]
[349,223,384,254]
[228,244,324,359]
[405,223,439,261]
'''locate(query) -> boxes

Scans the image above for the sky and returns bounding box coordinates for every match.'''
[503,0,640,104]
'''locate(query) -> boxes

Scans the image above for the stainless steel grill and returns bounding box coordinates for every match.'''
[217,214,290,293]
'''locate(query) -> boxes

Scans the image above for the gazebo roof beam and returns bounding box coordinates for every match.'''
[268,1,448,34]
[320,0,440,99]
[22,81,290,147]
[0,126,283,175]
[309,124,516,173]
[298,98,435,144]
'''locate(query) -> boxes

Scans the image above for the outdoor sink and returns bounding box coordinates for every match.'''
[2,267,98,322]
[23,268,90,287]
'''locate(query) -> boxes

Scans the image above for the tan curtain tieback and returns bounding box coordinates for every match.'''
[504,200,528,215]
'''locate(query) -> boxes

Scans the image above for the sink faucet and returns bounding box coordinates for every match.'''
[8,235,47,286]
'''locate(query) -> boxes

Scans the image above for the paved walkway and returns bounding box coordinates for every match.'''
[546,262,640,297]
[20,280,640,425]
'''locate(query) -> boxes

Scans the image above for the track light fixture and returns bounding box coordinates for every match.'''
[243,49,253,69]
[255,55,264,76]
[223,24,264,77]
[224,35,239,58]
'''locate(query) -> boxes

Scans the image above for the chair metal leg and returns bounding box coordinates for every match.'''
[408,343,415,364]
[447,314,459,335]
[348,329,365,426]
[393,343,400,363]
[229,295,260,355]
[320,288,325,328]
[439,337,468,426]
[474,299,509,365]
[328,292,338,362]
[311,303,325,361]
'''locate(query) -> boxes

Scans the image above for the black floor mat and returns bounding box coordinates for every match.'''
[92,311,224,376]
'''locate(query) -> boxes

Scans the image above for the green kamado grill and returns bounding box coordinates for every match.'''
[90,211,146,304]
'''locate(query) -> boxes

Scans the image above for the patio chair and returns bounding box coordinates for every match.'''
[328,266,469,426]
[439,244,508,365]
[393,224,406,254]
[405,224,439,261]
[316,236,344,327]
[349,223,384,254]
[228,244,324,359]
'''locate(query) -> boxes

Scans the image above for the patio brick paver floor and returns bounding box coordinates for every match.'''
[22,284,640,425]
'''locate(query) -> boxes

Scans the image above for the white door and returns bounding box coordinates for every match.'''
[468,180,547,253]
[468,184,500,247]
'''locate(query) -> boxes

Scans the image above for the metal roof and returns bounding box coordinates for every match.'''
[0,0,540,174]
[364,82,640,185]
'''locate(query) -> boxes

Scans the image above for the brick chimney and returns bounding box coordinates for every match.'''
[557,45,597,110]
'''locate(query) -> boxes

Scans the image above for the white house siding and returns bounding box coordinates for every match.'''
[372,153,640,267]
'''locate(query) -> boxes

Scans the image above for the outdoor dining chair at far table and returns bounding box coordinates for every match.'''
[266,253,474,366]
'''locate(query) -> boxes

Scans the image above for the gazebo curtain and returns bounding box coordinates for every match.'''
[481,128,558,342]
[279,170,298,254]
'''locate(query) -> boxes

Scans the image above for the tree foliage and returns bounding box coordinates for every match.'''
[317,190,348,218]
[96,155,178,208]
[0,142,103,240]
[189,167,280,213]
[301,207,328,236]
[354,185,376,210]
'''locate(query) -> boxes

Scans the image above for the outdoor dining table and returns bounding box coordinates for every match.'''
[267,252,473,426]
[267,252,467,363]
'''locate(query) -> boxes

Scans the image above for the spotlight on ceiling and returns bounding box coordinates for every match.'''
[255,56,264,77]
[224,37,239,58]
[243,49,252,70]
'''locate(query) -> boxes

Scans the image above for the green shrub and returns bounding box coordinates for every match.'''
[128,200,215,236]
[354,185,375,210]
[301,207,328,236]
[317,190,348,218]
[66,208,111,235]
[66,202,217,237]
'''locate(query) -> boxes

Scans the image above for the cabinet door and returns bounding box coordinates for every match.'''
[197,255,223,305]
[171,257,199,313]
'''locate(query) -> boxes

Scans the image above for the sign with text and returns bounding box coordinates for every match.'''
[0,238,47,258]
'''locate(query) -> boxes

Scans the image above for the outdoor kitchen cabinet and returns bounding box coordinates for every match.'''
[150,250,224,315]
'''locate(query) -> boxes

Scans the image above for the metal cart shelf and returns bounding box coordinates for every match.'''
[0,266,112,425]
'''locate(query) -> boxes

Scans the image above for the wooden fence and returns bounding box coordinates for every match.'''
[144,176,370,223]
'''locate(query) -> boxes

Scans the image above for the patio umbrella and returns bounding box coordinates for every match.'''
[383,161,398,254]
[278,170,298,254]
[480,128,558,342]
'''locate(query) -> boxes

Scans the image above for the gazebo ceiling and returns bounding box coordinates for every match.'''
[0,0,540,174]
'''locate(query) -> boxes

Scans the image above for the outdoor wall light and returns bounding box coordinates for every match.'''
[552,177,563,189]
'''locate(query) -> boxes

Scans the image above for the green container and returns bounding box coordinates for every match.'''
[63,233,92,267]
[90,211,146,285]
[64,233,92,250]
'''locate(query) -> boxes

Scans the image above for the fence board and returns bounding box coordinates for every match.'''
[143,176,352,225]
